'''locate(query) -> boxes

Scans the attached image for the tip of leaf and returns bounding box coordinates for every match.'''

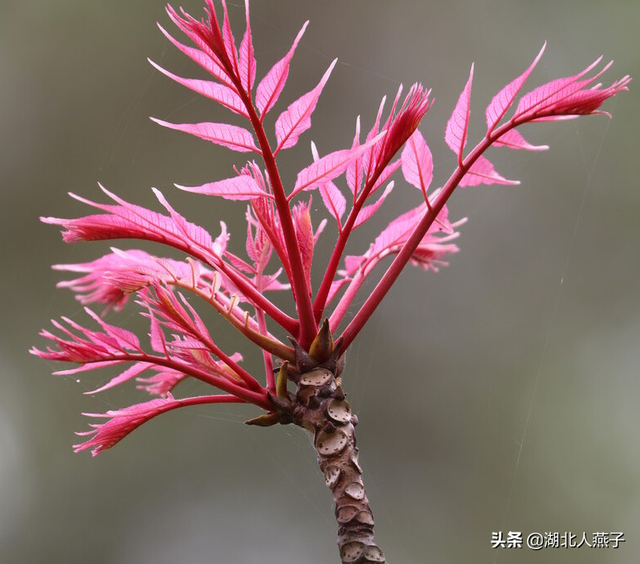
[147,58,161,71]
[310,140,319,160]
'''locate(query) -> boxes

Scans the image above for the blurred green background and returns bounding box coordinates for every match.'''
[1,0,638,563]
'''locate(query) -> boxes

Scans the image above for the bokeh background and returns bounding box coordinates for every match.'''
[1,0,639,563]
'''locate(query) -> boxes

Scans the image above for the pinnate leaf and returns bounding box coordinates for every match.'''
[493,129,548,151]
[445,64,474,162]
[41,185,227,269]
[220,0,239,73]
[149,313,167,354]
[151,118,259,153]
[345,116,362,195]
[136,368,186,397]
[291,133,385,198]
[275,59,337,152]
[326,278,350,305]
[156,23,235,89]
[486,43,546,133]
[74,395,180,456]
[401,130,433,195]
[85,362,153,395]
[238,8,256,93]
[357,202,454,272]
[360,94,389,178]
[84,308,141,351]
[353,182,394,229]
[319,182,347,227]
[149,59,248,117]
[514,58,603,119]
[152,189,229,260]
[460,156,519,187]
[292,201,315,285]
[369,203,426,259]
[256,22,308,116]
[177,175,272,200]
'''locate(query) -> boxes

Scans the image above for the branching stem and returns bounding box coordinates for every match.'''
[339,121,517,350]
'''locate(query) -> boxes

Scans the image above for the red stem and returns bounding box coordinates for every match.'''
[178,394,245,406]
[242,98,318,347]
[313,160,390,323]
[196,43,312,344]
[98,353,272,410]
[339,122,515,350]
[172,277,294,363]
[255,270,276,392]
[202,335,265,393]
[217,261,298,335]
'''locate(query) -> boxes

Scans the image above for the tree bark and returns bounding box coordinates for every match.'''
[284,348,387,563]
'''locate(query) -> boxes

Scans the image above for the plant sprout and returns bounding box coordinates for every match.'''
[32,1,629,562]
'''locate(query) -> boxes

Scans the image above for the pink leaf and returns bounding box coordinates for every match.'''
[377,84,432,167]
[353,181,394,229]
[85,362,153,395]
[148,59,248,118]
[345,116,362,195]
[52,361,123,376]
[260,270,290,292]
[152,189,229,260]
[292,200,315,285]
[245,204,273,270]
[460,155,519,187]
[148,312,167,354]
[401,130,433,196]
[326,277,350,304]
[274,59,337,152]
[151,118,259,153]
[165,3,229,80]
[142,285,215,348]
[74,395,180,456]
[53,249,161,312]
[493,129,548,151]
[514,57,605,119]
[256,22,308,116]
[220,0,239,74]
[84,308,141,351]
[42,185,225,269]
[177,292,212,340]
[359,203,458,272]
[360,94,389,180]
[292,133,385,198]
[84,250,200,300]
[177,175,272,200]
[370,159,401,195]
[367,204,427,261]
[156,23,235,89]
[529,72,630,120]
[136,368,186,397]
[74,393,242,456]
[32,311,145,366]
[238,1,256,93]
[319,182,347,227]
[212,221,230,257]
[227,252,254,274]
[445,64,474,163]
[486,43,546,134]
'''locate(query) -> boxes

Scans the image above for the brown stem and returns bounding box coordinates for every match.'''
[281,348,387,563]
